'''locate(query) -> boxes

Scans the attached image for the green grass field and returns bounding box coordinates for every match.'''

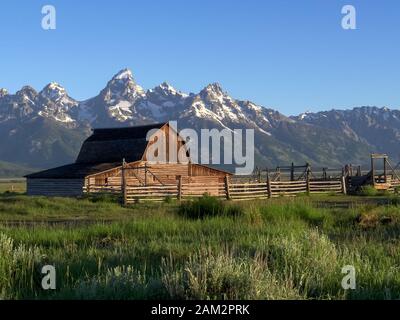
[0,180,26,194]
[1,189,400,300]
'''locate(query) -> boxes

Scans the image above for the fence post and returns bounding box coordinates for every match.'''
[267,172,272,198]
[144,162,148,186]
[306,168,311,194]
[225,175,231,200]
[122,159,127,205]
[341,175,347,195]
[323,168,327,180]
[290,162,295,181]
[178,175,182,201]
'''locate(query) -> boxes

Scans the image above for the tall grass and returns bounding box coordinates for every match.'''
[0,234,42,299]
[161,249,303,300]
[178,195,244,219]
[1,194,400,299]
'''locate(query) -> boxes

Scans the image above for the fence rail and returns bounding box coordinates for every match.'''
[126,185,179,202]
[83,185,122,193]
[84,177,346,204]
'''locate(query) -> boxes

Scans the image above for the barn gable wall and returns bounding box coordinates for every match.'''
[142,124,188,163]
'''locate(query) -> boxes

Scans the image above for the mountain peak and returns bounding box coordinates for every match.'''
[156,82,176,93]
[40,82,68,101]
[43,82,66,92]
[298,110,312,120]
[12,86,38,106]
[153,82,187,97]
[112,68,133,81]
[45,82,64,90]
[160,81,172,89]
[17,86,37,97]
[0,88,8,98]
[203,83,225,95]
[103,68,145,102]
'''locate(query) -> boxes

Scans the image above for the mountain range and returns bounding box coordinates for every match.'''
[0,69,399,176]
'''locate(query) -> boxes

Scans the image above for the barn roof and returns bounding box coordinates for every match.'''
[87,123,165,141]
[76,123,165,164]
[25,162,121,179]
[26,123,166,179]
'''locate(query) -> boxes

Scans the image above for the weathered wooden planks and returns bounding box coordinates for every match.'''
[95,178,349,204]
[28,179,85,197]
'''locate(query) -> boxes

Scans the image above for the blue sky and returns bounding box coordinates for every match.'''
[0,0,399,115]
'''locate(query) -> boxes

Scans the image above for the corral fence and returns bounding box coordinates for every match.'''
[84,175,346,205]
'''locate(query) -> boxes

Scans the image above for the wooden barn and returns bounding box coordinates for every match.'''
[26,123,232,197]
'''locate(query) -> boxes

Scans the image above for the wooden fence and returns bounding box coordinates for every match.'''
[85,177,345,204]
[389,179,400,192]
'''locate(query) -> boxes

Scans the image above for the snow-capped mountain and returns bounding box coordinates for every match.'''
[0,69,290,132]
[72,69,292,135]
[78,69,146,126]
[0,82,88,169]
[0,86,38,122]
[0,82,79,126]
[0,68,398,172]
[135,82,188,121]
[292,107,400,158]
[38,82,79,124]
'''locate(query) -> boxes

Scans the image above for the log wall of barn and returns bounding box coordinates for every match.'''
[189,164,228,177]
[87,162,229,186]
[27,179,85,197]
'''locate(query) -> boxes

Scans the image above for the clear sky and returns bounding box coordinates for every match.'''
[0,0,399,115]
